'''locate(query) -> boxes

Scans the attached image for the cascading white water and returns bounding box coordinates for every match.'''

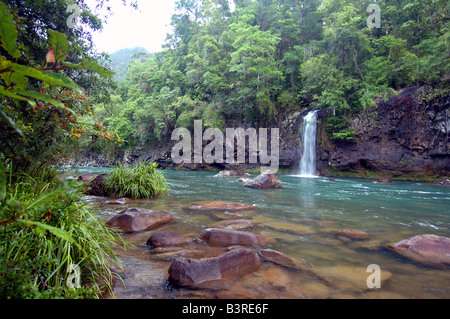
[299,110,319,177]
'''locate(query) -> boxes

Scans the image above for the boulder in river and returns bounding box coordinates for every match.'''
[105,208,177,233]
[79,174,107,196]
[199,228,276,246]
[244,174,283,189]
[168,249,262,289]
[384,234,450,268]
[146,232,188,248]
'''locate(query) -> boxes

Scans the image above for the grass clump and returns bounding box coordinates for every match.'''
[0,160,124,299]
[103,162,168,199]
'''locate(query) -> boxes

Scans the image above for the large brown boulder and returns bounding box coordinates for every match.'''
[105,208,177,233]
[168,249,262,288]
[79,174,107,196]
[385,234,450,267]
[146,232,188,248]
[199,228,276,246]
[244,174,283,189]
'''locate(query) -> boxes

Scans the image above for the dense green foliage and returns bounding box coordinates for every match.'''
[103,162,168,199]
[98,0,448,147]
[0,0,135,299]
[0,161,123,298]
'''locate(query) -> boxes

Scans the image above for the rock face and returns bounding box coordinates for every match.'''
[214,170,250,178]
[199,228,276,246]
[385,234,450,267]
[168,249,262,288]
[244,174,283,189]
[317,86,450,179]
[146,232,188,248]
[105,208,177,233]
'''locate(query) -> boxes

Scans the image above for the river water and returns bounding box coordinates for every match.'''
[70,168,450,299]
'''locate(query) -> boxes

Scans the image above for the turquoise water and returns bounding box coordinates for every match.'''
[72,168,450,299]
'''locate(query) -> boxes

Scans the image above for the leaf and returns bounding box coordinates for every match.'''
[46,47,56,63]
[9,63,78,89]
[16,219,81,249]
[0,2,20,58]
[15,89,75,114]
[0,108,25,137]
[47,30,69,62]
[65,60,115,78]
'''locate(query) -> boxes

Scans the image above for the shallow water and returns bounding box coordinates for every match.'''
[72,168,450,299]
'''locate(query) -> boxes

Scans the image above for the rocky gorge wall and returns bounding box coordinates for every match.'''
[315,86,449,180]
[69,86,449,181]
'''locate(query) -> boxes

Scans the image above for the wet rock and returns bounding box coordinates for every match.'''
[102,198,130,205]
[214,170,250,178]
[258,249,306,271]
[384,234,450,267]
[168,249,262,289]
[313,265,392,291]
[105,208,177,233]
[79,174,107,196]
[199,228,276,246]
[146,232,188,248]
[244,174,283,189]
[188,201,257,211]
[254,216,315,235]
[153,249,206,261]
[211,219,257,231]
[236,177,253,183]
[335,229,370,241]
[375,178,392,184]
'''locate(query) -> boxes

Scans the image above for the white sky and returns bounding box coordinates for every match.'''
[84,0,178,53]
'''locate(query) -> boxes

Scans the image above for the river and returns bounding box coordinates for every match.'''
[69,168,450,299]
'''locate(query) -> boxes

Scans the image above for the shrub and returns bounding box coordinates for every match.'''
[103,162,168,199]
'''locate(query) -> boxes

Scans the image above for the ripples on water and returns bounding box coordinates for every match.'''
[70,168,450,299]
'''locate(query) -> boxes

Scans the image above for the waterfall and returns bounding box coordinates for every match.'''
[299,110,319,177]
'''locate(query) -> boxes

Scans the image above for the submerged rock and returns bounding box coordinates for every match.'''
[168,249,262,288]
[244,174,283,189]
[313,265,392,291]
[335,229,370,241]
[199,228,276,246]
[211,219,257,231]
[105,208,177,233]
[188,201,257,211]
[102,198,130,205]
[258,249,306,271]
[385,234,450,268]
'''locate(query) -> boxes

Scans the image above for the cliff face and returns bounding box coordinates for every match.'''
[316,86,449,180]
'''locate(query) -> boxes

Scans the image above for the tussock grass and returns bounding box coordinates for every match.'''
[103,162,168,199]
